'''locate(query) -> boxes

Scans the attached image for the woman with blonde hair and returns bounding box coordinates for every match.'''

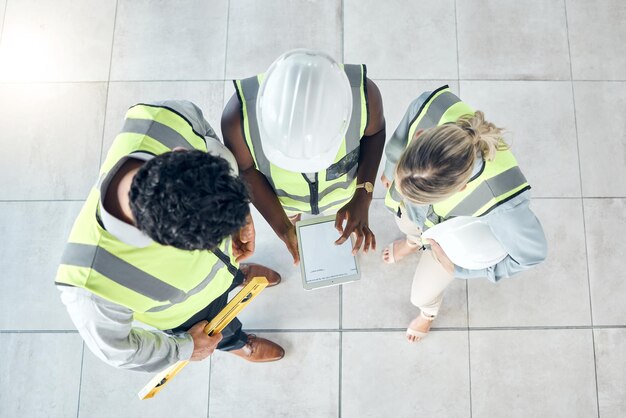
[381,86,547,342]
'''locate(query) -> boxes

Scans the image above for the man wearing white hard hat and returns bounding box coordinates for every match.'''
[222,49,385,263]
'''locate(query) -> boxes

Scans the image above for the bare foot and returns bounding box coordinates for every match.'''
[406,312,435,343]
[382,239,419,264]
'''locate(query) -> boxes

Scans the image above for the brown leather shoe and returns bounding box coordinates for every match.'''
[229,335,285,362]
[239,263,281,287]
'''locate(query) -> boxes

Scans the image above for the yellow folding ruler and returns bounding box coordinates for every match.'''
[138,276,269,400]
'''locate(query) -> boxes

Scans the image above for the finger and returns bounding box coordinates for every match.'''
[370,229,377,251]
[287,240,300,265]
[334,211,346,234]
[352,228,365,255]
[335,222,354,245]
[362,227,373,253]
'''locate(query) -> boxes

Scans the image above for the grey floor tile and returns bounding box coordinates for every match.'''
[574,82,626,197]
[457,0,570,80]
[110,0,228,81]
[373,80,458,199]
[343,200,467,329]
[595,329,626,418]
[236,207,340,330]
[342,331,470,418]
[344,0,457,79]
[0,333,83,418]
[470,329,597,418]
[468,199,591,327]
[0,0,115,81]
[584,199,626,325]
[209,332,339,418]
[0,202,82,330]
[0,83,106,200]
[225,0,342,79]
[567,0,626,80]
[102,81,225,158]
[461,81,580,197]
[79,350,210,417]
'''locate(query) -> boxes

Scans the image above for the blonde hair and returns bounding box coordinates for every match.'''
[395,111,508,205]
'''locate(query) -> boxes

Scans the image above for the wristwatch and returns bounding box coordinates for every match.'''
[355,182,374,193]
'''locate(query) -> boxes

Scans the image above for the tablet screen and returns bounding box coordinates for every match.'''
[298,220,358,284]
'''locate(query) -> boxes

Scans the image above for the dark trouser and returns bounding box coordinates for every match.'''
[166,271,248,351]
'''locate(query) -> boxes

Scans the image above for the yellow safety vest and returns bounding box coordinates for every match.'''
[235,64,369,215]
[384,86,531,230]
[55,104,239,330]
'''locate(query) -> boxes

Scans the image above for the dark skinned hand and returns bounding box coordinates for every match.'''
[334,191,376,255]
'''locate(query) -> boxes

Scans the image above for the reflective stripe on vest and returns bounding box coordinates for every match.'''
[55,104,239,330]
[384,86,530,229]
[235,64,368,214]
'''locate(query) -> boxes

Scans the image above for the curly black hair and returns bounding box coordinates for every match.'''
[129,150,250,251]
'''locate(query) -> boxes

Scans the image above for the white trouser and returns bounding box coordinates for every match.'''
[394,212,455,317]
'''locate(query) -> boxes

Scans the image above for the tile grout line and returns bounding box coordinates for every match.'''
[563,1,600,416]
[339,2,345,416]
[222,0,230,84]
[3,324,626,334]
[456,2,471,413]
[0,0,8,46]
[0,79,624,85]
[76,342,85,418]
[453,0,461,93]
[98,0,120,167]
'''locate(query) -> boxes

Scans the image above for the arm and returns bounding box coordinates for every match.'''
[453,193,548,283]
[58,285,193,372]
[221,94,300,264]
[382,92,431,183]
[335,78,386,253]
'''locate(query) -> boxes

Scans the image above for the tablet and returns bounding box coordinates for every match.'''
[296,215,360,290]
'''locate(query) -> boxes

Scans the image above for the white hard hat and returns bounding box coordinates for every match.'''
[256,49,353,173]
[422,217,507,270]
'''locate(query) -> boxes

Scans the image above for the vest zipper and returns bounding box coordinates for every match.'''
[302,173,320,215]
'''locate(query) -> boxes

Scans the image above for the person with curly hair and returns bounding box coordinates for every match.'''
[56,100,284,372]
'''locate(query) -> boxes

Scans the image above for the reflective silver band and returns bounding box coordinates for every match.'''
[446,166,528,217]
[61,243,184,302]
[120,118,194,150]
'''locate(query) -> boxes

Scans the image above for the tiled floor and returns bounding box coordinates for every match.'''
[0,0,625,417]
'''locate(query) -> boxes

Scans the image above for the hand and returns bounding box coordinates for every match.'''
[334,191,376,255]
[188,320,223,361]
[427,239,455,275]
[279,224,300,265]
[232,214,255,262]
[380,173,391,189]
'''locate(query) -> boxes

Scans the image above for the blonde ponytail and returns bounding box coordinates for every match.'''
[395,110,507,205]
[456,111,508,161]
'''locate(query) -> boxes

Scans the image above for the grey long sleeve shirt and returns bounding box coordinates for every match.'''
[384,92,547,283]
[57,100,225,372]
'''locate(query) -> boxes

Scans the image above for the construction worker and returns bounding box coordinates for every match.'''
[55,100,285,372]
[381,86,547,342]
[222,49,385,263]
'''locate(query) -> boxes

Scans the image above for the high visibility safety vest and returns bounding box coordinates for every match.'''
[55,104,240,330]
[235,64,369,215]
[384,86,531,230]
